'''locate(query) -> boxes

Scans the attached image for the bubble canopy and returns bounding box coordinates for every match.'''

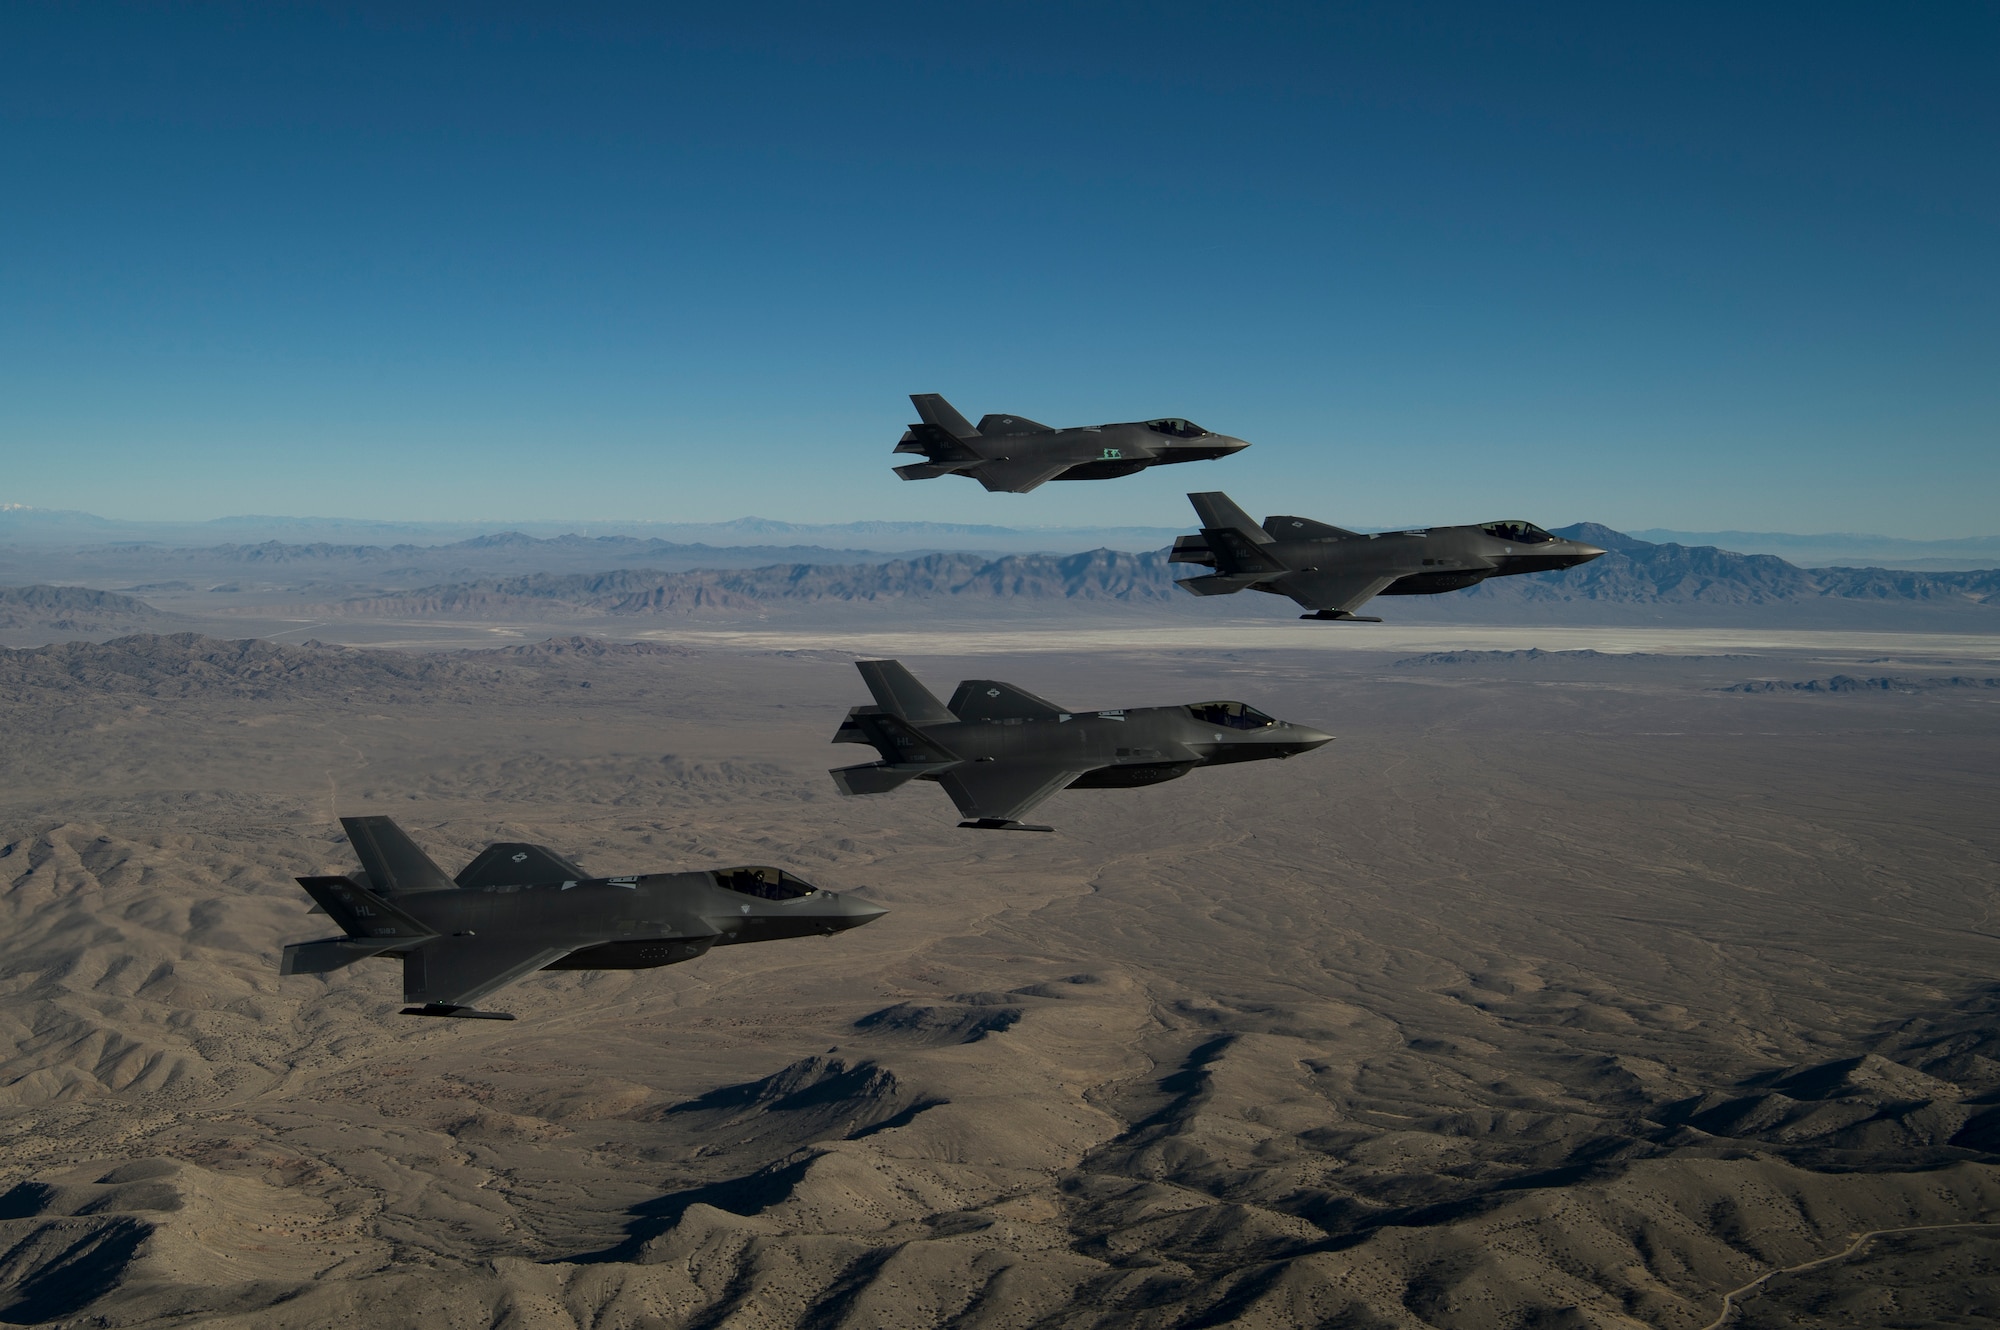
[714,866,817,899]
[1479,521,1557,544]
[1186,702,1276,730]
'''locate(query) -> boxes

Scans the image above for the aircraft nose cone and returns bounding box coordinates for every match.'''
[1291,726,1335,751]
[1571,543,1607,563]
[828,895,888,930]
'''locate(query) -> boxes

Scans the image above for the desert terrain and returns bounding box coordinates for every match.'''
[1,613,1997,1327]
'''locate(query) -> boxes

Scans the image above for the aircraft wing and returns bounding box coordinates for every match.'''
[402,937,576,1009]
[1280,571,1402,615]
[938,761,1091,823]
[971,459,1073,494]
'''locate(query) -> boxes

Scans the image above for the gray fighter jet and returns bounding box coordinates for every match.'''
[892,393,1250,492]
[280,817,885,1019]
[1172,491,1607,621]
[829,660,1332,831]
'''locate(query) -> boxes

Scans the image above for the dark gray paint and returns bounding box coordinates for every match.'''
[829,660,1332,831]
[279,816,884,1018]
[1173,491,1607,620]
[892,393,1249,493]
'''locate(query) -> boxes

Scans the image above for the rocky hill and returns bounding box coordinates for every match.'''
[0,585,163,634]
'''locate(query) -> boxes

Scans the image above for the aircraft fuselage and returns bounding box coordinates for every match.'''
[1251,523,1602,598]
[975,422,1247,481]
[904,704,1329,789]
[347,870,882,968]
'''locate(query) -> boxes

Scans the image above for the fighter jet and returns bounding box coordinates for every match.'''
[891,393,1250,493]
[829,660,1332,831]
[280,816,885,1019]
[1172,492,1607,621]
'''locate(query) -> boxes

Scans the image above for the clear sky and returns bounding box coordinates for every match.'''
[3,2,1995,536]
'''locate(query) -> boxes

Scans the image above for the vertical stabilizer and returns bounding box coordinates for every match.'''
[1187,492,1274,543]
[854,660,959,725]
[909,393,980,439]
[339,816,456,896]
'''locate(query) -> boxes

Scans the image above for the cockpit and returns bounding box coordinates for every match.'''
[1479,521,1557,545]
[714,866,817,900]
[1145,418,1208,438]
[1186,701,1276,730]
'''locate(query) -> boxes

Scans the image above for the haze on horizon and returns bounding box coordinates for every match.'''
[2,3,1994,539]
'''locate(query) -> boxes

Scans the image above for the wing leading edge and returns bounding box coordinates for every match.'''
[1281,571,1401,615]
[972,459,1073,494]
[938,761,1091,828]
[402,937,577,1011]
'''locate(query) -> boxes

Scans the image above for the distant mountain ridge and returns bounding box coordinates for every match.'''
[8,527,1999,634]
[323,531,2000,618]
[1628,526,2000,570]
[9,506,1997,566]
[69,532,898,567]
[1528,526,2000,607]
[332,549,1181,617]
[0,507,1186,553]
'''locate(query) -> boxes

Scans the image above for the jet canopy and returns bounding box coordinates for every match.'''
[1186,701,1276,730]
[715,866,818,900]
[1479,520,1557,545]
[1145,418,1207,438]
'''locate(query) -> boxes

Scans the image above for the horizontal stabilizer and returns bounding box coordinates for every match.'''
[456,842,588,889]
[959,819,1055,832]
[339,816,455,896]
[894,460,969,481]
[833,708,961,769]
[832,705,882,745]
[830,760,958,796]
[1264,515,1359,540]
[856,660,958,725]
[1200,526,1288,574]
[1175,573,1268,597]
[401,1004,516,1020]
[948,679,1067,721]
[1169,533,1215,566]
[894,424,983,464]
[296,875,439,943]
[280,935,403,975]
[975,413,1053,435]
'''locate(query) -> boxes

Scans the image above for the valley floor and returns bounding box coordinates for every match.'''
[1,634,1997,1327]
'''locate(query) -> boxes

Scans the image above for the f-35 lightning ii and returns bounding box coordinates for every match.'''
[1172,491,1606,621]
[829,660,1332,831]
[892,393,1250,493]
[280,817,885,1019]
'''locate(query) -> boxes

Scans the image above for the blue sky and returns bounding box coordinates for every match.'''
[3,2,1995,536]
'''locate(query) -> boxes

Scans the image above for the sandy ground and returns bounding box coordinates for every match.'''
[1,633,1997,1327]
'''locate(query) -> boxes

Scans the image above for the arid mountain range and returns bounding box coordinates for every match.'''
[8,504,1999,568]
[333,528,2000,618]
[3,524,2000,648]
